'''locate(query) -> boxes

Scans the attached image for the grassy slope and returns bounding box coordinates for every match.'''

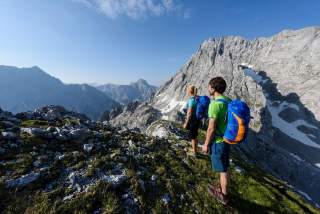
[0,121,319,214]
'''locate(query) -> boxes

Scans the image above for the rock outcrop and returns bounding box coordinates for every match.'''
[146,120,189,140]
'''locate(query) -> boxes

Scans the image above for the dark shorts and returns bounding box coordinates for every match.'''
[188,120,200,140]
[210,141,230,172]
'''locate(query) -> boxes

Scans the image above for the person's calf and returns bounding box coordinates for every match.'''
[191,139,198,153]
[220,172,229,196]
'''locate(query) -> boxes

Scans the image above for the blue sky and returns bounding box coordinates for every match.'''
[0,0,319,86]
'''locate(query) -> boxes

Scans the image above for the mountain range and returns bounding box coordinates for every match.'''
[0,66,157,120]
[96,79,157,105]
[0,65,120,120]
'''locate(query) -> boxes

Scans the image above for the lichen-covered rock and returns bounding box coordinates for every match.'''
[67,128,92,140]
[20,127,53,139]
[1,131,17,140]
[35,105,90,121]
[83,144,94,152]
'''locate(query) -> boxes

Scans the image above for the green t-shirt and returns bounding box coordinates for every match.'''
[208,95,232,143]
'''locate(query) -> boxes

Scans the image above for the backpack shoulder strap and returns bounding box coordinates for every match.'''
[215,98,230,105]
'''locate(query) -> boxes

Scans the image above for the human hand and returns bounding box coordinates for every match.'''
[202,144,209,154]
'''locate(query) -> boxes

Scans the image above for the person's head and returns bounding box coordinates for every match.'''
[208,77,227,97]
[187,85,198,97]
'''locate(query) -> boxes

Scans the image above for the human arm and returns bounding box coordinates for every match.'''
[202,118,216,153]
[183,107,193,129]
[202,101,219,153]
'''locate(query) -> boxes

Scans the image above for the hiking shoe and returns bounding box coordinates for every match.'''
[208,185,229,205]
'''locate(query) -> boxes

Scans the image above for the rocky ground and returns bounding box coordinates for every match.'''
[0,106,319,213]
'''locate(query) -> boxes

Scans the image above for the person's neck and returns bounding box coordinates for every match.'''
[213,92,222,99]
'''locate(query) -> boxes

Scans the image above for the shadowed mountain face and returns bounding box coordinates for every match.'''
[96,79,157,105]
[0,65,120,120]
[109,27,320,204]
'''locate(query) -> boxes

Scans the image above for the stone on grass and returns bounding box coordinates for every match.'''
[83,144,94,152]
[1,131,17,140]
[6,172,40,188]
[162,194,171,205]
[102,170,127,188]
[151,175,158,181]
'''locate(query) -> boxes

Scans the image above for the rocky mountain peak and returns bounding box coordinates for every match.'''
[132,78,149,86]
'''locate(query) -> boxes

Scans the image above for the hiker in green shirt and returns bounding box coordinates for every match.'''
[203,77,232,205]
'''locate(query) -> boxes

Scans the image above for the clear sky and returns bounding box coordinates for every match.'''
[0,0,320,86]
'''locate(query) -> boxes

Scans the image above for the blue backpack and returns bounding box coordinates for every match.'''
[195,96,211,120]
[216,99,251,144]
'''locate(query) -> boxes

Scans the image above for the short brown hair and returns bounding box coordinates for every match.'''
[209,77,227,94]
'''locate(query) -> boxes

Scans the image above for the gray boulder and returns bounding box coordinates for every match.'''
[146,120,188,140]
[0,121,15,129]
[35,105,90,122]
[1,131,17,140]
[83,144,94,152]
[67,128,92,140]
[20,127,53,139]
[6,172,40,188]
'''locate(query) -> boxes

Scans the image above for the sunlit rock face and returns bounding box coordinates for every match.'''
[149,27,320,203]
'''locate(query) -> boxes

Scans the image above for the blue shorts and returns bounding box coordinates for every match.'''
[210,142,230,172]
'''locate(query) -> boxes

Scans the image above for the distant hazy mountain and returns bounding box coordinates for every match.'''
[0,65,120,120]
[96,79,157,105]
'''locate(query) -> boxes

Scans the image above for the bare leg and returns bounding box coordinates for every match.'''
[191,139,198,154]
[220,172,228,195]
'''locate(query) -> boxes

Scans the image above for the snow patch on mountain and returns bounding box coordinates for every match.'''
[157,95,186,114]
[289,153,303,162]
[267,101,320,149]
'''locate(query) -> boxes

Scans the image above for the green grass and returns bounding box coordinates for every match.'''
[21,120,50,128]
